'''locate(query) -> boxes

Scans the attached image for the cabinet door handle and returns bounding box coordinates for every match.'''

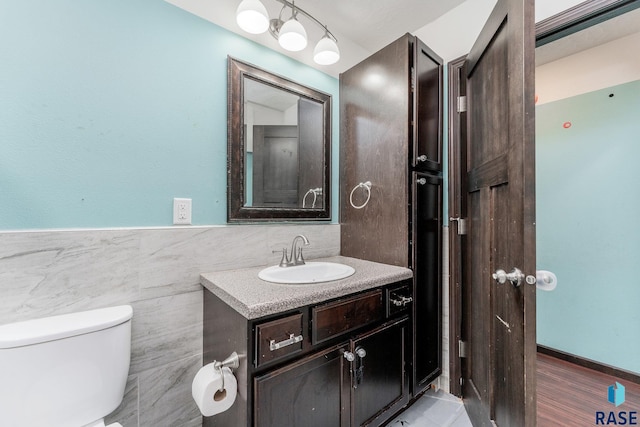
[390,295,413,307]
[342,350,355,362]
[354,346,366,387]
[417,155,428,162]
[269,333,303,351]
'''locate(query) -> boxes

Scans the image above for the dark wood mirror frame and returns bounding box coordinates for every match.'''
[227,57,332,222]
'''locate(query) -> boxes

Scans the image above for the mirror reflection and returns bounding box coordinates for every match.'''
[243,78,324,209]
[227,57,331,222]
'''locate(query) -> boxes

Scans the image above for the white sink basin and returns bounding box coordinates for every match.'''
[258,262,355,284]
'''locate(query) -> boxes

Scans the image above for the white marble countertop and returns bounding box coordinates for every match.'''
[200,256,413,320]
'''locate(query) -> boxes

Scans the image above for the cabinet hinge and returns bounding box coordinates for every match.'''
[459,340,468,358]
[450,217,468,235]
[457,95,467,113]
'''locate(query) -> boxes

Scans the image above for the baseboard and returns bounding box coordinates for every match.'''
[537,345,640,384]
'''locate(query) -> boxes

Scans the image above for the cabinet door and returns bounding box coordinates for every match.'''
[351,317,409,427]
[413,38,444,172]
[339,33,411,267]
[254,344,350,427]
[412,172,443,393]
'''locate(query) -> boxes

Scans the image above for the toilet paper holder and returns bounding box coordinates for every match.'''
[212,352,240,392]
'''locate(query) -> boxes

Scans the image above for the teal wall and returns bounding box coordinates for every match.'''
[536,80,640,373]
[0,0,339,229]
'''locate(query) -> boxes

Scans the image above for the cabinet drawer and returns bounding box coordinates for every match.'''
[255,313,303,367]
[386,282,413,317]
[312,290,383,345]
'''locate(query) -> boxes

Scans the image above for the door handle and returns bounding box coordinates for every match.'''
[493,268,525,287]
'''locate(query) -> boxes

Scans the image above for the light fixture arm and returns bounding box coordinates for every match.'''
[271,0,338,42]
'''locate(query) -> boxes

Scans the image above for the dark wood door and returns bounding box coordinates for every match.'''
[252,125,299,206]
[461,0,536,425]
[413,39,443,172]
[412,172,442,394]
[253,344,350,427]
[351,317,409,427]
[297,98,324,208]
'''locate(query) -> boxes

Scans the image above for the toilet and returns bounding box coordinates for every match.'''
[0,305,133,427]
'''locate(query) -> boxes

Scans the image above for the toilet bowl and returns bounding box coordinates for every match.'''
[0,305,133,427]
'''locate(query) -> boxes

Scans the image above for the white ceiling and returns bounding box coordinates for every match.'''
[165,0,639,77]
[165,0,466,76]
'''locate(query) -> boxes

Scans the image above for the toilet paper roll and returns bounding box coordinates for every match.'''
[192,364,237,416]
[536,270,557,291]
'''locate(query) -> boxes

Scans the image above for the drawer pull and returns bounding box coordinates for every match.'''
[390,295,413,307]
[269,333,303,351]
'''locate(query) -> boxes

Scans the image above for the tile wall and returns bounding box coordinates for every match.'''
[0,224,340,427]
[0,224,454,424]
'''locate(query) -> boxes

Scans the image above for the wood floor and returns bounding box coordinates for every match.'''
[537,352,640,426]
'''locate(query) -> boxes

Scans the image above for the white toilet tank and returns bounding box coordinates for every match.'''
[0,305,133,427]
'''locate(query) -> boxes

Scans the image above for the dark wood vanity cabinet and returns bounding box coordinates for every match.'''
[254,316,409,427]
[351,317,409,427]
[254,344,349,427]
[340,33,444,396]
[203,281,411,427]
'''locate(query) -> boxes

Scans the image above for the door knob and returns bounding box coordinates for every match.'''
[493,268,524,287]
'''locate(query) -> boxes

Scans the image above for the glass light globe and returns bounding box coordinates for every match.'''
[278,18,307,51]
[313,36,340,65]
[236,0,269,34]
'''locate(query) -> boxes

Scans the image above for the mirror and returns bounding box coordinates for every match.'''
[227,57,331,222]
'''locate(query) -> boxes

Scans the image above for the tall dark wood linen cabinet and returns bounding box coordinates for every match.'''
[340,33,443,396]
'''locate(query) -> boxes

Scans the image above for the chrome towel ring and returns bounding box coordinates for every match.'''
[349,181,372,209]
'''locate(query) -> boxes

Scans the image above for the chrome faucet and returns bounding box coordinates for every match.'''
[274,234,310,268]
[290,234,310,266]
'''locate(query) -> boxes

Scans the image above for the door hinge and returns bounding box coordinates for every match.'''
[457,95,467,113]
[450,217,468,235]
[411,67,416,92]
[459,340,468,358]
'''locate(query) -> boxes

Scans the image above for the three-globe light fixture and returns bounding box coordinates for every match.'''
[236,0,340,65]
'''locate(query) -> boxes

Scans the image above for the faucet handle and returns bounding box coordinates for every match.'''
[295,247,306,265]
[272,248,290,268]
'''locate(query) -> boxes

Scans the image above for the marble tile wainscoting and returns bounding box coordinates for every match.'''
[0,224,340,427]
[436,227,451,393]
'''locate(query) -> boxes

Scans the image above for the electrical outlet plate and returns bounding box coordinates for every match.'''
[173,198,192,225]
